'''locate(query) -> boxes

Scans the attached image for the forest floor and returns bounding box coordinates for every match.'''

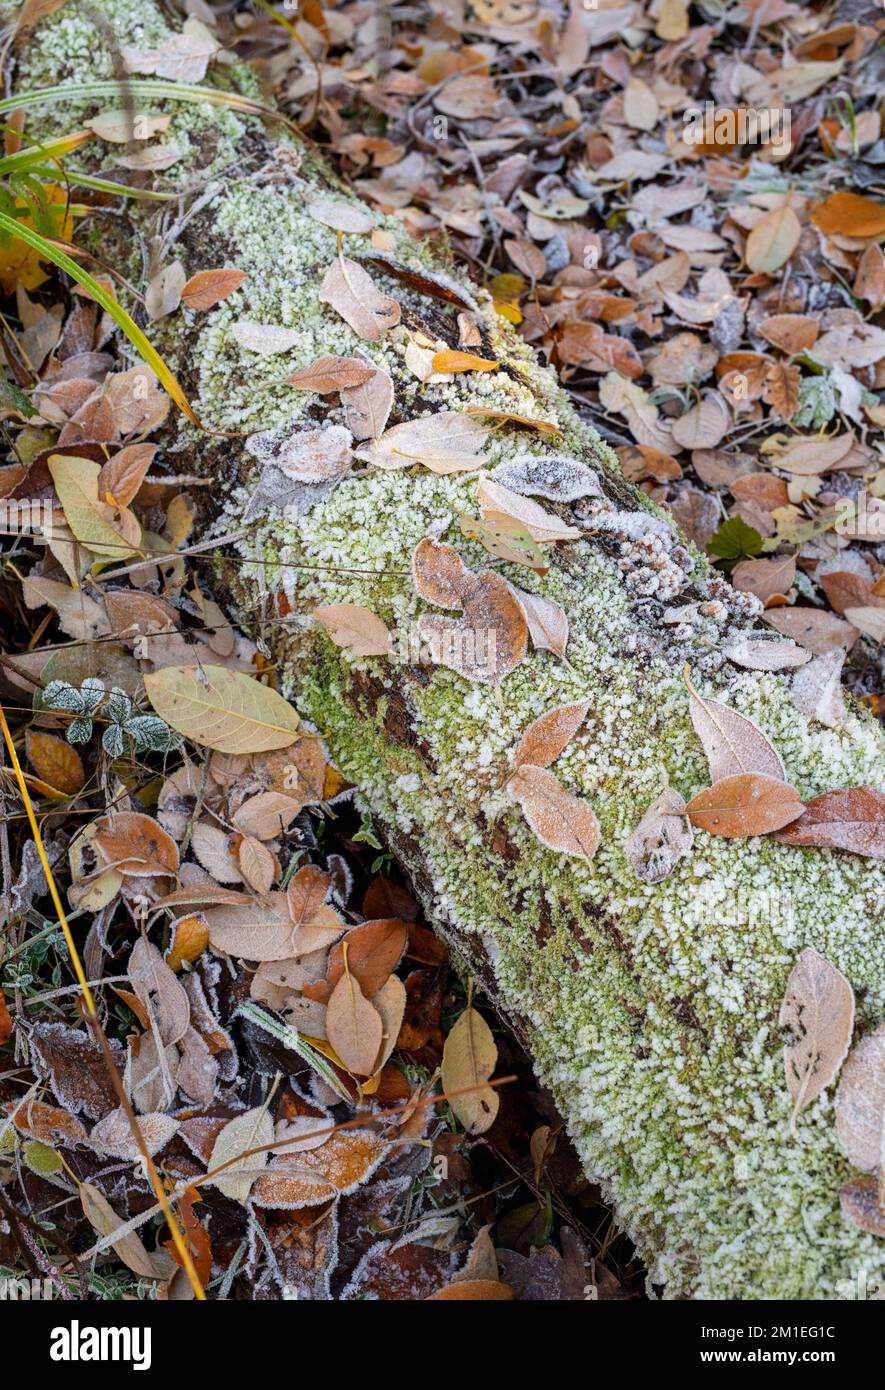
[1,0,884,1300]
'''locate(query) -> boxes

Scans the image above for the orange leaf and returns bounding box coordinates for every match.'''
[431,349,499,374]
[810,192,885,238]
[25,730,85,796]
[166,913,210,972]
[686,773,804,838]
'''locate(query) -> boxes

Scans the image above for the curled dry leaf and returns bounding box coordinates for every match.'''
[325,972,384,1077]
[94,812,179,878]
[835,1023,885,1178]
[514,699,589,769]
[625,788,693,884]
[685,669,785,782]
[507,764,601,861]
[314,603,392,657]
[319,255,401,341]
[779,947,855,1136]
[686,773,804,838]
[431,349,498,374]
[441,1006,499,1136]
[477,477,581,544]
[90,1108,178,1162]
[772,786,885,859]
[508,586,569,659]
[181,268,246,310]
[144,666,300,754]
[357,412,488,473]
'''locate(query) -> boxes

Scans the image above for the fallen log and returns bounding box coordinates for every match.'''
[16,0,885,1298]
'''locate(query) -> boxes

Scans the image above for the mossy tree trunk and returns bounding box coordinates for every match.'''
[17,0,885,1298]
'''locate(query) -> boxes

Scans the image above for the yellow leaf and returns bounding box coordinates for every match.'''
[48,454,141,560]
[144,666,301,753]
[0,184,73,295]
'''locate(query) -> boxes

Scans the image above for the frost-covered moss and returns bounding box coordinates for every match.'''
[20,0,885,1300]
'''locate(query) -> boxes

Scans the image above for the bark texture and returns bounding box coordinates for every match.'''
[17,0,885,1298]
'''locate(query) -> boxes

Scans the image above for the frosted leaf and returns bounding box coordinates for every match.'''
[207,1103,274,1203]
[625,788,693,884]
[779,947,855,1136]
[722,637,811,671]
[508,585,569,658]
[231,321,302,355]
[489,452,603,502]
[514,700,589,769]
[840,1177,885,1236]
[90,1107,179,1161]
[477,477,581,543]
[791,650,846,727]
[357,412,488,473]
[507,764,601,862]
[251,1129,389,1209]
[835,1023,885,1176]
[318,256,401,341]
[685,669,785,782]
[28,1022,123,1120]
[128,937,191,1048]
[277,425,353,483]
[307,198,374,234]
[177,1026,219,1108]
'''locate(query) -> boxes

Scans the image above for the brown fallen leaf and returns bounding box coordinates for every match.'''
[757,314,818,353]
[284,354,377,393]
[732,553,796,606]
[507,764,601,861]
[810,191,885,238]
[413,540,529,684]
[514,699,590,769]
[180,268,246,310]
[319,255,401,341]
[314,603,392,657]
[26,730,85,796]
[325,972,384,1077]
[426,1280,514,1301]
[94,812,179,878]
[308,198,375,234]
[772,786,885,859]
[840,1176,885,1237]
[684,667,785,782]
[763,607,858,655]
[326,919,408,998]
[686,773,804,838]
[835,1023,885,1182]
[779,947,855,1136]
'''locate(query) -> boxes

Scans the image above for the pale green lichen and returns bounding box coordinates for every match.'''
[21,0,885,1300]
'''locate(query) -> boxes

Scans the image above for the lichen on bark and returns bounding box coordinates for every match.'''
[16,0,885,1299]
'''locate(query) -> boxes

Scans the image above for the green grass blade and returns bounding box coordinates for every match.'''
[0,209,199,425]
[0,79,293,131]
[19,164,175,200]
